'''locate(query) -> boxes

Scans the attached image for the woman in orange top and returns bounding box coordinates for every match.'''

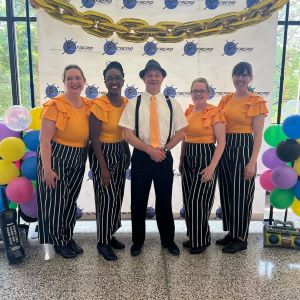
[179,78,226,254]
[89,61,130,261]
[217,62,268,254]
[37,65,91,259]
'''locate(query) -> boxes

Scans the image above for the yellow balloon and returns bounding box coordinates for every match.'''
[291,198,300,216]
[294,158,300,176]
[0,137,26,162]
[28,106,43,130]
[0,160,20,185]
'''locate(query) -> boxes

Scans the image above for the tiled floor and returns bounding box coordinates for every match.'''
[1,218,300,300]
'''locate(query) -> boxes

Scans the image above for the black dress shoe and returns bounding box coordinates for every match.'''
[130,244,142,257]
[97,244,118,261]
[216,234,233,246]
[110,236,125,249]
[54,245,77,259]
[189,246,206,254]
[163,242,180,256]
[222,239,247,254]
[183,240,190,248]
[68,239,83,254]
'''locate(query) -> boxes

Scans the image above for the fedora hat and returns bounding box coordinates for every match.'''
[139,60,167,79]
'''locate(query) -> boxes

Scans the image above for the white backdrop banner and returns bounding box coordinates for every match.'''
[37,0,278,218]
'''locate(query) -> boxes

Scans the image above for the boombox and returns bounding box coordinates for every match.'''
[263,220,300,249]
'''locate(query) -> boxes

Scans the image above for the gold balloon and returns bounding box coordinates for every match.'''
[0,160,20,185]
[29,106,43,130]
[291,198,300,216]
[0,137,26,162]
[294,158,300,176]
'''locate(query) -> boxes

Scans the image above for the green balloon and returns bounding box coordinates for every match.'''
[264,125,287,147]
[32,180,37,190]
[270,189,294,209]
[9,202,17,209]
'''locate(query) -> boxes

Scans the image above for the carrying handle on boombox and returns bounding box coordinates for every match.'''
[274,220,295,229]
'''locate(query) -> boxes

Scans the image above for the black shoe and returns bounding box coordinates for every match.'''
[130,244,142,257]
[97,244,118,261]
[68,239,83,254]
[222,239,247,254]
[183,240,190,248]
[54,245,77,259]
[216,234,233,246]
[163,242,180,256]
[110,236,125,249]
[189,246,206,254]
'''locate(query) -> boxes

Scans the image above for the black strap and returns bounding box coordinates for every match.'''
[135,94,173,143]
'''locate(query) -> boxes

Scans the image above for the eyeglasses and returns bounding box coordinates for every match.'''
[105,76,124,82]
[191,89,208,95]
[233,74,251,78]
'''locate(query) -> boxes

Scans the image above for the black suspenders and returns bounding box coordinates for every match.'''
[135,94,173,144]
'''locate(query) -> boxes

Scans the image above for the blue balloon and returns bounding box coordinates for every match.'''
[293,181,300,200]
[21,156,37,180]
[146,206,155,219]
[282,115,300,139]
[23,130,40,151]
[0,186,7,212]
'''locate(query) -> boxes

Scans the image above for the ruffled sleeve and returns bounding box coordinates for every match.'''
[42,99,70,131]
[202,106,226,128]
[218,93,233,110]
[245,94,268,117]
[185,104,194,117]
[91,97,111,122]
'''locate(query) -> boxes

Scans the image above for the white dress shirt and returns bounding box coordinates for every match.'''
[119,91,187,146]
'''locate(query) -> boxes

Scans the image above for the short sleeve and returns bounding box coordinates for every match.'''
[41,102,59,122]
[119,99,136,130]
[172,99,188,132]
[246,96,268,117]
[218,93,233,110]
[212,108,226,125]
[91,100,110,122]
[185,105,193,117]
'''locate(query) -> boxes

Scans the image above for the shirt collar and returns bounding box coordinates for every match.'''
[143,91,163,100]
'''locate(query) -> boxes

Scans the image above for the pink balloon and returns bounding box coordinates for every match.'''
[22,151,36,160]
[271,166,298,190]
[14,160,21,169]
[20,191,37,218]
[260,170,275,192]
[6,177,34,204]
[0,122,20,141]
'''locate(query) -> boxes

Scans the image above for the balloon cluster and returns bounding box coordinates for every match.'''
[0,105,42,220]
[260,115,300,215]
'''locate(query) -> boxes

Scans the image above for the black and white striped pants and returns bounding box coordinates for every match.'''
[37,141,87,246]
[88,141,126,245]
[218,133,255,240]
[182,143,217,248]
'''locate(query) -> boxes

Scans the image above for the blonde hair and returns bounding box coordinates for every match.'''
[190,78,209,92]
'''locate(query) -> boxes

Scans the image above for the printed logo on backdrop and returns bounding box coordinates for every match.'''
[183,41,214,56]
[222,40,253,56]
[143,41,174,56]
[246,0,260,8]
[122,0,154,9]
[62,38,93,55]
[45,84,62,99]
[103,40,134,55]
[81,0,112,8]
[248,86,270,96]
[204,0,236,10]
[124,85,139,99]
[209,85,216,99]
[164,0,196,9]
[85,84,100,99]
[163,85,190,98]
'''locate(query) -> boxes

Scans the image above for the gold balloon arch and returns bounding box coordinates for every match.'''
[31,0,288,43]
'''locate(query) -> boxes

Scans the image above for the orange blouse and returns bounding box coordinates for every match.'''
[91,95,128,143]
[184,104,225,144]
[218,93,268,134]
[41,94,91,147]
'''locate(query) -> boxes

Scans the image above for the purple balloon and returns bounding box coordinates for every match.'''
[262,148,286,169]
[271,166,298,189]
[22,151,36,160]
[0,122,20,141]
[19,191,37,218]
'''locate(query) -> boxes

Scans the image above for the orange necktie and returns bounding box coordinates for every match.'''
[150,95,160,148]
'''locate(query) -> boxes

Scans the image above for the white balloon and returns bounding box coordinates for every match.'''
[4,105,32,132]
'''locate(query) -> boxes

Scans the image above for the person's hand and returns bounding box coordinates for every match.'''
[179,160,183,174]
[147,147,166,162]
[244,161,256,180]
[200,165,215,183]
[101,166,111,187]
[43,168,59,189]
